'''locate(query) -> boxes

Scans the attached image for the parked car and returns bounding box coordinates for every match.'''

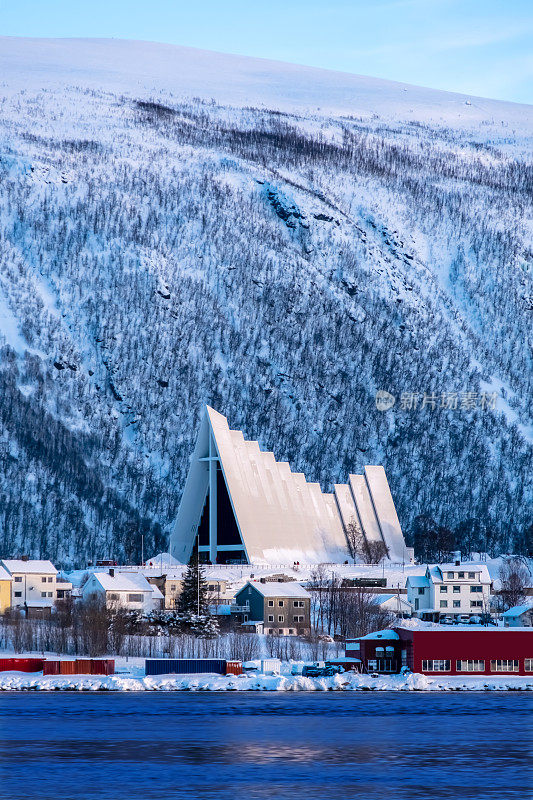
[302,662,344,678]
[469,615,482,625]
[456,615,470,624]
[440,616,454,625]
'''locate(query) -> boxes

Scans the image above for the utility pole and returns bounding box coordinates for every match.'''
[141,534,144,567]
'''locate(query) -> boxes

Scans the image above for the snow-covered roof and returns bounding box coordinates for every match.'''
[241,581,311,599]
[428,564,491,584]
[357,628,400,641]
[1,559,57,575]
[0,565,12,581]
[406,575,430,587]
[502,600,533,617]
[88,572,159,594]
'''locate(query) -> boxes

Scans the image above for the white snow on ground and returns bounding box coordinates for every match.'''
[0,669,530,692]
[0,37,531,134]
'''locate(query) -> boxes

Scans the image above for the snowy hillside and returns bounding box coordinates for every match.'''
[0,37,531,566]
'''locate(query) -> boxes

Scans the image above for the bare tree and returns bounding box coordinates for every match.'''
[345,517,365,564]
[498,557,531,610]
[366,541,389,564]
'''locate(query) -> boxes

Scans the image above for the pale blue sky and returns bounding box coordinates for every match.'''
[1,0,532,102]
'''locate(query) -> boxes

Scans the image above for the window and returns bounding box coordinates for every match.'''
[415,598,419,610]
[268,615,274,622]
[171,585,176,591]
[422,660,450,672]
[440,600,448,608]
[288,629,295,635]
[418,588,425,595]
[14,591,22,598]
[453,586,460,593]
[490,660,519,673]
[208,584,216,591]
[367,660,377,670]
[470,585,482,593]
[458,572,465,578]
[48,577,53,583]
[42,577,47,583]
[268,600,274,607]
[47,592,53,597]
[293,600,304,607]
[127,593,144,602]
[108,593,119,601]
[278,629,284,635]
[278,615,284,622]
[267,629,273,635]
[243,615,248,622]
[456,660,485,671]
[41,592,47,598]
[525,659,533,672]
[293,615,304,623]
[470,601,482,608]
[14,576,22,582]
[440,586,448,593]
[468,572,475,578]
[447,572,454,578]
[278,600,284,607]
[453,600,460,608]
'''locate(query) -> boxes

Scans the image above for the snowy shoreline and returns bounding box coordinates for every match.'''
[1,672,531,693]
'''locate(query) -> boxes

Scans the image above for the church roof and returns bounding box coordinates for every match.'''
[171,406,407,566]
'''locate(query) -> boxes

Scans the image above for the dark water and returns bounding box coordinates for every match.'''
[0,692,531,800]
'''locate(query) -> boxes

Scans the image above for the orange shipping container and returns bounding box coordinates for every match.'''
[226,660,243,676]
[59,660,77,675]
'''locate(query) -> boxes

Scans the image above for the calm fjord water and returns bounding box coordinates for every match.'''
[0,692,531,800]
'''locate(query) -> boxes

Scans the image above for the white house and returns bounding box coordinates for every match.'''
[0,559,58,617]
[374,593,412,618]
[406,563,491,620]
[502,600,533,627]
[81,569,164,613]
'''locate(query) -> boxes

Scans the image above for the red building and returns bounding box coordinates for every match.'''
[346,627,533,676]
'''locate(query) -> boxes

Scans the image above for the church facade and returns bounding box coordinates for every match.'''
[170,406,413,566]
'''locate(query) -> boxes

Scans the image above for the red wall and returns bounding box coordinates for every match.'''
[396,629,533,676]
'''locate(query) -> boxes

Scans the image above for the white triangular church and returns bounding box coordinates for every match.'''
[170,406,412,566]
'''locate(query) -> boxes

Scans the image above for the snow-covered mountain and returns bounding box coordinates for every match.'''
[0,37,531,566]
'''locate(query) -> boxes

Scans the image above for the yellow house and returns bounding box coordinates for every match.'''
[0,564,13,613]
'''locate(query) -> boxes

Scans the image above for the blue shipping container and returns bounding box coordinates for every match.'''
[145,659,227,676]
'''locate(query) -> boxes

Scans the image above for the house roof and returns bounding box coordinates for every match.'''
[502,600,533,617]
[356,628,400,640]
[89,572,162,596]
[406,575,430,587]
[239,581,311,599]
[0,565,13,581]
[1,559,57,575]
[428,564,491,584]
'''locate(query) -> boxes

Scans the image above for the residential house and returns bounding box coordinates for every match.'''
[0,565,12,613]
[234,580,311,636]
[502,600,533,628]
[0,559,58,618]
[82,569,164,613]
[406,563,491,621]
[374,593,412,618]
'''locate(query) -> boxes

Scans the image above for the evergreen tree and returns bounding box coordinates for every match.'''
[177,550,209,616]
